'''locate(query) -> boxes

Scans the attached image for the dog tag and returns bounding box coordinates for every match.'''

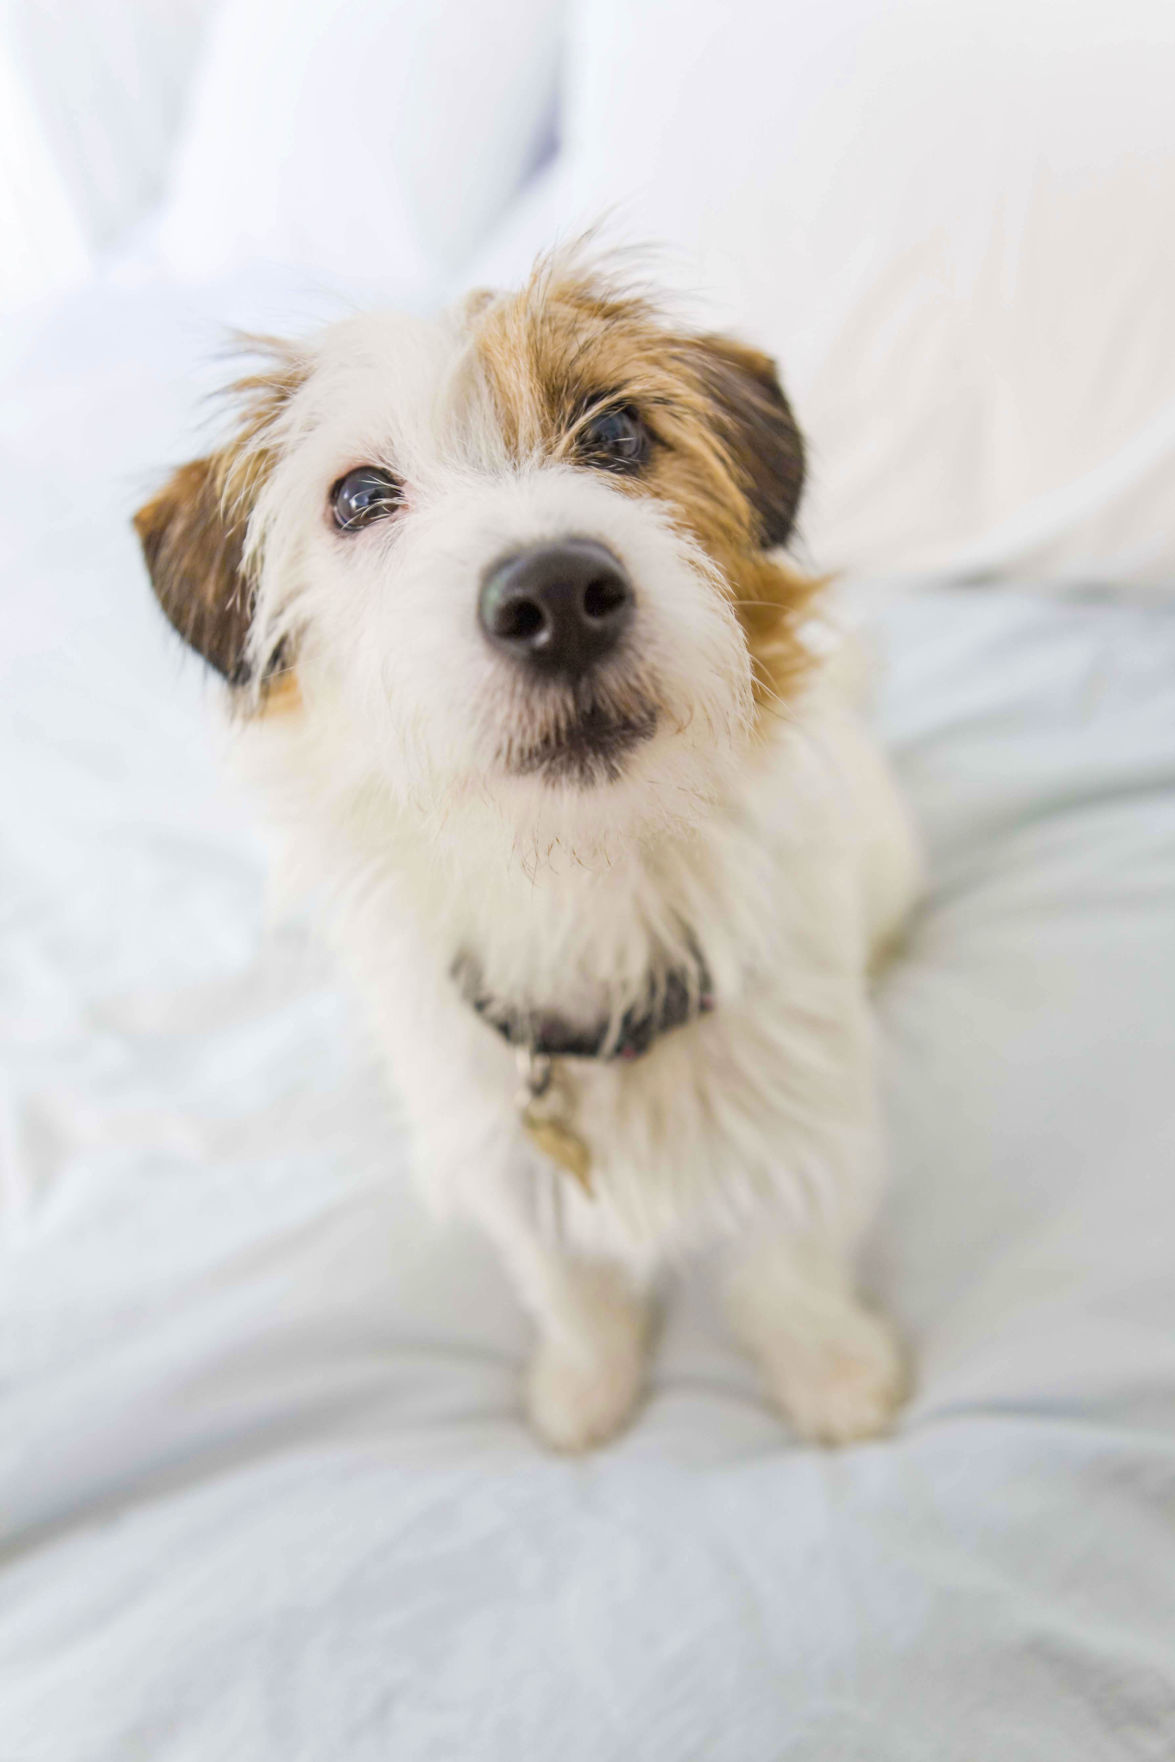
[516,1048,593,1197]
[521,1106,594,1197]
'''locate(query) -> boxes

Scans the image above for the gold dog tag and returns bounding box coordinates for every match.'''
[522,1106,594,1196]
[516,1049,594,1197]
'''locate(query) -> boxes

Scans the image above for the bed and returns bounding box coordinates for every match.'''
[4,2,1175,1754]
[3,270,1175,1759]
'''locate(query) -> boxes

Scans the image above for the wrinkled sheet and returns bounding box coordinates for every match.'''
[2,286,1175,1761]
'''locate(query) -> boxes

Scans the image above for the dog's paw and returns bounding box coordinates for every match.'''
[758,1304,907,1447]
[526,1338,645,1452]
[525,1274,649,1453]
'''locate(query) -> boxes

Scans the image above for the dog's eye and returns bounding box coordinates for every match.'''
[330,466,403,532]
[578,405,649,474]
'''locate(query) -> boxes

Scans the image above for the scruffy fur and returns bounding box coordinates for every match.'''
[135,257,920,1451]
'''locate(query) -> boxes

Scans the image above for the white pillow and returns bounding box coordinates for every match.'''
[469,0,1175,593]
[157,0,564,289]
[2,0,214,264]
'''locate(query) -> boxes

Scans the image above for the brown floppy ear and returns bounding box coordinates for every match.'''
[686,336,806,550]
[134,455,257,686]
[134,337,307,687]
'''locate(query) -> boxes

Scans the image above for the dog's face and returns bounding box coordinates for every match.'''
[135,263,812,844]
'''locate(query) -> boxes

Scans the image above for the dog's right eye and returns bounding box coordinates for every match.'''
[330,466,403,532]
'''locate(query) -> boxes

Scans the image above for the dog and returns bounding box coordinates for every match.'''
[134,253,919,1452]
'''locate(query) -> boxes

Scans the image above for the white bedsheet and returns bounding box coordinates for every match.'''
[2,286,1175,1760]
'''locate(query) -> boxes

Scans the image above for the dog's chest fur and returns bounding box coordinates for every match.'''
[239,665,913,1270]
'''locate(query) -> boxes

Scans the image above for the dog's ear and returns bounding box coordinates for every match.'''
[135,338,307,687]
[134,455,256,685]
[686,336,806,550]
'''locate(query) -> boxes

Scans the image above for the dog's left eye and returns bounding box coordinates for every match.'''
[578,405,649,474]
[330,466,403,532]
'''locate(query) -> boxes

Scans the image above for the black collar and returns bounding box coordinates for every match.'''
[453,948,714,1062]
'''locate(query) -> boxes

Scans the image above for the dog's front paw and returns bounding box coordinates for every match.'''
[526,1339,644,1452]
[758,1304,907,1447]
[525,1273,649,1452]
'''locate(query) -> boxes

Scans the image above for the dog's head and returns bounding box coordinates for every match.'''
[135,258,813,844]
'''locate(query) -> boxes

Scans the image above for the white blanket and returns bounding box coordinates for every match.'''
[3,288,1175,1760]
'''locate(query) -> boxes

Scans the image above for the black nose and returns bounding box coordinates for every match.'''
[478,540,634,679]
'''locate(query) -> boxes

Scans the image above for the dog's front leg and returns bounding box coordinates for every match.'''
[724,1228,905,1446]
[477,1203,652,1452]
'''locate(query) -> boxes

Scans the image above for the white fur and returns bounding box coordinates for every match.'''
[226,299,921,1451]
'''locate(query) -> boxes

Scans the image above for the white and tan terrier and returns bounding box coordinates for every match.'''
[135,254,919,1452]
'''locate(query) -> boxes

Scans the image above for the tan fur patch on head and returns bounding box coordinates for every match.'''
[133,340,307,689]
[470,258,818,714]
